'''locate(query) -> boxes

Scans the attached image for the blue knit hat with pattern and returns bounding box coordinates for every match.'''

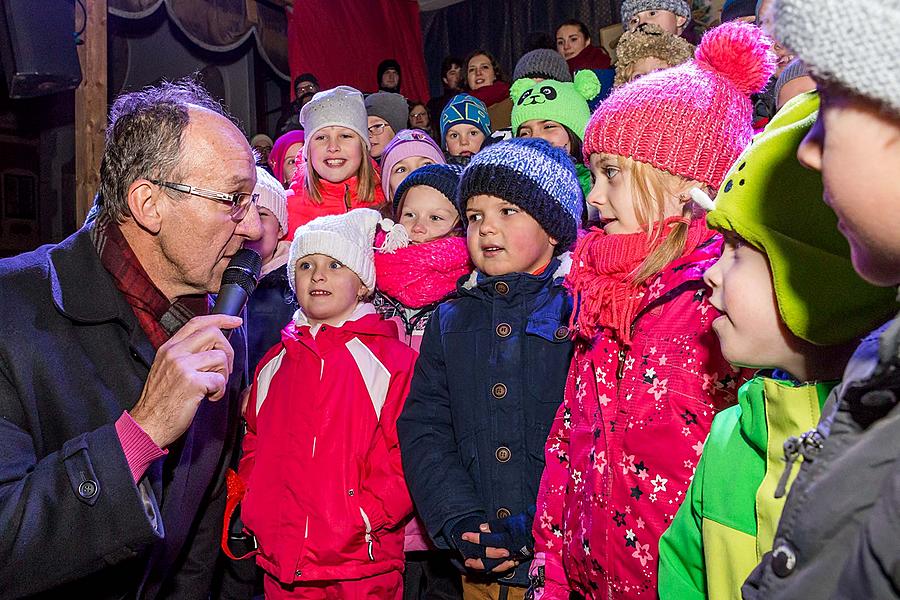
[392,163,464,214]
[439,93,492,147]
[457,138,583,252]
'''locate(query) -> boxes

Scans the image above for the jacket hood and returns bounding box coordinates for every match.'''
[459,252,571,297]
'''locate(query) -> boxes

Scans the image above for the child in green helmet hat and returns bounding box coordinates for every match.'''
[657,92,897,600]
[510,70,602,208]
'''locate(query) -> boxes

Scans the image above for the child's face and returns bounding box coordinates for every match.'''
[628,56,670,83]
[797,85,900,286]
[465,194,557,276]
[388,155,438,199]
[367,117,395,159]
[446,124,485,157]
[282,142,304,186]
[308,127,364,184]
[703,235,802,372]
[466,55,496,90]
[245,207,281,264]
[518,120,571,154]
[398,186,458,244]
[627,10,686,35]
[294,254,367,326]
[556,25,590,60]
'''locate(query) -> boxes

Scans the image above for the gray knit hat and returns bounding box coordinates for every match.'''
[300,86,369,160]
[621,0,692,27]
[364,92,409,137]
[774,0,900,116]
[773,58,810,103]
[513,49,573,83]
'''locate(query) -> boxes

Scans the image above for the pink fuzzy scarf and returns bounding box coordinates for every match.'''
[375,235,472,308]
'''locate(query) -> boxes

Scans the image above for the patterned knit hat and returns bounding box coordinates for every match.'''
[393,163,463,214]
[721,0,758,22]
[613,23,694,87]
[774,0,900,117]
[439,94,492,147]
[510,70,602,140]
[287,208,384,294]
[513,49,572,83]
[364,91,409,136]
[254,166,289,237]
[620,0,692,27]
[379,129,446,200]
[583,20,776,189]
[704,92,898,345]
[300,86,369,160]
[457,138,583,251]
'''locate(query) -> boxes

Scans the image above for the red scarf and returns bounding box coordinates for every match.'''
[566,44,612,72]
[469,81,512,107]
[374,235,472,308]
[92,214,207,349]
[566,217,708,343]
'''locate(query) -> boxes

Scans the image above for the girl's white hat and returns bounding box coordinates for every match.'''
[253,166,288,236]
[299,86,370,160]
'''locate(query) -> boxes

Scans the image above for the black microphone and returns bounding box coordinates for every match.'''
[212,249,262,338]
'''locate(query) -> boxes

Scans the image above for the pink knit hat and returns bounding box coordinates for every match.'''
[583,21,776,189]
[379,129,446,200]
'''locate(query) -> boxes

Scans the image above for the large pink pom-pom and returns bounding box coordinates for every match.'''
[695,20,776,95]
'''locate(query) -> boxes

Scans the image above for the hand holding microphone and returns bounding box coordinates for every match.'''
[130,250,261,449]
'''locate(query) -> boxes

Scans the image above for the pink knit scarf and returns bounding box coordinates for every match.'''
[375,235,472,308]
[566,217,708,342]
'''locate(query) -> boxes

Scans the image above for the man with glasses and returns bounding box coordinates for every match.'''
[278,72,320,135]
[0,78,261,597]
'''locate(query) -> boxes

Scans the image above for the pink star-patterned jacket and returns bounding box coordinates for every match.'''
[532,231,742,599]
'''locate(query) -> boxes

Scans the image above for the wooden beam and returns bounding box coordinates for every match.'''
[75,0,107,225]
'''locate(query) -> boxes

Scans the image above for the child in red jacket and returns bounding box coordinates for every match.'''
[239,208,418,599]
[529,22,774,599]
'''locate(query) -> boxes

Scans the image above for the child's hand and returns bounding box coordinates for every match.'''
[462,523,519,574]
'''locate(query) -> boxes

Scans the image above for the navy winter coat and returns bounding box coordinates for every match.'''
[247,263,297,374]
[397,257,574,587]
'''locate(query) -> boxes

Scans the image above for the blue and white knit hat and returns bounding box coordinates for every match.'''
[439,94,492,146]
[393,162,464,214]
[457,138,583,252]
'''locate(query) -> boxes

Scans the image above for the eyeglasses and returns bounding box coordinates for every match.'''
[150,179,259,221]
[296,83,317,94]
[410,111,428,119]
[367,123,387,136]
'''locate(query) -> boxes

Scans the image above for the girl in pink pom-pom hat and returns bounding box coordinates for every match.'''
[528,21,776,600]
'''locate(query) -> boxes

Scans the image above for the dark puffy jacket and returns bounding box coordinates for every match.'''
[397,257,574,587]
[743,313,900,598]
[247,264,296,374]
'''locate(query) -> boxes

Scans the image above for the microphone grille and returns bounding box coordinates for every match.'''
[222,249,262,296]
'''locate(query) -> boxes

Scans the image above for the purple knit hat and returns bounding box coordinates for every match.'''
[379,129,446,200]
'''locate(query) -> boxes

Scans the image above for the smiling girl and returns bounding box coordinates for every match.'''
[286,86,385,235]
[463,50,513,130]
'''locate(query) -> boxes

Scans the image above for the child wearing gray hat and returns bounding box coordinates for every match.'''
[743,1,900,599]
[620,0,692,34]
[365,91,409,160]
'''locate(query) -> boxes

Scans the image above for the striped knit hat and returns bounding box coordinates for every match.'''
[439,94,492,146]
[583,20,776,189]
[457,138,583,251]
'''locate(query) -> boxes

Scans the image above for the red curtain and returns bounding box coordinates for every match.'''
[287,0,431,103]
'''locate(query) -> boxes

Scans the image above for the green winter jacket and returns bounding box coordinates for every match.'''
[657,376,834,600]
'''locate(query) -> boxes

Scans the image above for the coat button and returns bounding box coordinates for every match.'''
[496,507,511,519]
[78,480,98,499]
[295,569,302,577]
[348,489,354,496]
[771,541,797,578]
[492,383,508,399]
[554,325,570,340]
[496,447,511,462]
[496,323,512,338]
[494,281,509,295]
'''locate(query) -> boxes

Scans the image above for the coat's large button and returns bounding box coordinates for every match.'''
[496,447,511,462]
[492,383,508,399]
[771,541,797,578]
[554,326,570,340]
[78,480,98,499]
[496,323,512,338]
[496,507,511,519]
[494,281,509,295]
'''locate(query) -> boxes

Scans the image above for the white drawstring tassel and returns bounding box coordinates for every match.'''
[377,218,410,253]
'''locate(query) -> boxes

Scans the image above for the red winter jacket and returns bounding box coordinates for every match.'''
[532,230,740,599]
[239,305,418,585]
[286,170,386,238]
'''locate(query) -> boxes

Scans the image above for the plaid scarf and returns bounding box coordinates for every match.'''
[91,214,209,349]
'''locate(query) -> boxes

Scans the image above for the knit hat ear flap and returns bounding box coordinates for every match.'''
[573,70,603,102]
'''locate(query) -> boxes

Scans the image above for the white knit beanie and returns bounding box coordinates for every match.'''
[254,166,288,236]
[287,208,382,294]
[774,0,900,117]
[299,86,370,161]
